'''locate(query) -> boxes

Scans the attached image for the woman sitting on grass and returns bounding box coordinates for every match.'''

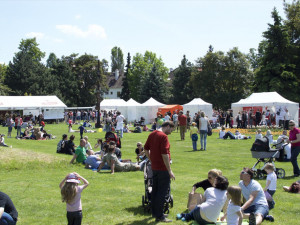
[191,169,223,194]
[97,145,140,174]
[177,176,229,224]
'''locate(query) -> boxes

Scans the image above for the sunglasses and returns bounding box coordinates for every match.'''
[137,145,141,147]
[289,124,295,127]
[241,171,248,175]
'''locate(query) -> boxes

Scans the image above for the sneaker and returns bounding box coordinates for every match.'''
[155,218,172,223]
[200,148,203,150]
[265,215,274,222]
[293,174,300,177]
[249,212,256,225]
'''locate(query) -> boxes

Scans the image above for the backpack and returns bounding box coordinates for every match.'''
[251,136,270,152]
[57,140,63,153]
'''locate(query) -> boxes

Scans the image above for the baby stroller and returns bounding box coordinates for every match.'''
[142,160,173,214]
[105,131,121,148]
[250,136,285,180]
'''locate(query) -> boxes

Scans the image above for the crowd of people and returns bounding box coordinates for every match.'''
[1,109,300,225]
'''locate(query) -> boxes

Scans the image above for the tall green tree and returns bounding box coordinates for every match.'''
[140,65,166,103]
[128,51,168,102]
[120,53,131,101]
[5,38,55,96]
[111,46,124,73]
[0,64,10,95]
[191,47,253,109]
[254,8,298,101]
[171,55,194,104]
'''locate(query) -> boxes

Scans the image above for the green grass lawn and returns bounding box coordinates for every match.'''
[0,123,299,225]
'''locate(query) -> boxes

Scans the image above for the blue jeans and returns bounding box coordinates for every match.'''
[192,141,197,150]
[0,212,16,225]
[200,130,207,149]
[17,126,21,137]
[291,146,300,175]
[184,206,214,224]
[117,129,123,138]
[244,204,269,218]
[152,170,170,220]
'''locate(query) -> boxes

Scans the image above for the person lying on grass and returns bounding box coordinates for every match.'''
[97,145,140,174]
[283,180,300,193]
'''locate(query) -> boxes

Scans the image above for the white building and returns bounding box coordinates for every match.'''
[102,70,123,99]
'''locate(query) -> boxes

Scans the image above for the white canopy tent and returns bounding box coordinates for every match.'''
[141,97,165,124]
[231,92,299,126]
[183,98,213,119]
[126,98,142,122]
[100,99,128,118]
[0,96,67,119]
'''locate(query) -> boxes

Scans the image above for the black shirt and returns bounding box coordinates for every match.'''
[192,179,212,191]
[0,192,18,221]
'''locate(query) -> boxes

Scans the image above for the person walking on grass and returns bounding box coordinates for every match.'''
[199,112,208,151]
[144,121,175,223]
[60,172,89,225]
[178,111,187,140]
[190,122,198,151]
[287,120,300,177]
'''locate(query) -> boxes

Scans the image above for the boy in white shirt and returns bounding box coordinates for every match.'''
[255,129,263,140]
[264,163,277,209]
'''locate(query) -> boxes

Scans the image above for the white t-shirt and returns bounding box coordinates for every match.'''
[164,115,170,122]
[173,114,178,122]
[66,185,84,212]
[255,133,263,140]
[199,187,227,223]
[199,117,208,131]
[266,171,277,191]
[116,115,125,130]
[226,201,241,225]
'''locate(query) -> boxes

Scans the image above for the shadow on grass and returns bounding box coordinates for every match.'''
[281,175,300,180]
[115,206,156,225]
[184,150,201,152]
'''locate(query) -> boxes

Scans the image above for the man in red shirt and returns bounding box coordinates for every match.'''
[178,110,187,140]
[144,121,175,223]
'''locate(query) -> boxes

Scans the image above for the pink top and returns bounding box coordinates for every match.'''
[289,127,300,147]
[66,185,84,212]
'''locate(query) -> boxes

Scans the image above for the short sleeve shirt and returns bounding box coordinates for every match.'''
[289,127,300,147]
[144,130,170,171]
[227,201,241,225]
[75,146,87,163]
[66,185,84,212]
[178,114,187,126]
[239,179,268,207]
[266,172,277,191]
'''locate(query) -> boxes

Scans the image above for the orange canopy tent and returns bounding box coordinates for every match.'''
[157,105,183,117]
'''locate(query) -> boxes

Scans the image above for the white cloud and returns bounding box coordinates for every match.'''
[56,24,107,40]
[53,38,64,43]
[25,32,45,39]
[75,14,81,20]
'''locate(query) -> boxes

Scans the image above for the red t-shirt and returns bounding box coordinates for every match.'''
[144,130,171,171]
[289,127,300,147]
[178,114,187,126]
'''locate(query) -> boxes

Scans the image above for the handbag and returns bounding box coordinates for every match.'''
[187,192,203,211]
[207,122,212,136]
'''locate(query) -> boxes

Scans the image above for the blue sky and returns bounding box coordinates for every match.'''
[0,0,289,70]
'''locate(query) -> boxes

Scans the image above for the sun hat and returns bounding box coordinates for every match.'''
[66,173,80,183]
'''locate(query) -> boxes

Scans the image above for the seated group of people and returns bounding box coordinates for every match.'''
[177,168,275,225]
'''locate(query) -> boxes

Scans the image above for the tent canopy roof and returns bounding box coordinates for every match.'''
[126,98,141,106]
[0,96,67,109]
[142,97,165,106]
[232,92,298,106]
[100,99,127,107]
[183,98,212,106]
[159,105,181,109]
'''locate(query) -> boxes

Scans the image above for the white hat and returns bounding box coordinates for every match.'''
[66,173,80,184]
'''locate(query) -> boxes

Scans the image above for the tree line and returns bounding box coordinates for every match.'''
[0,1,299,109]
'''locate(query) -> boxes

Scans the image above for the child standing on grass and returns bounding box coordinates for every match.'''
[264,163,277,209]
[59,172,89,225]
[190,122,198,151]
[221,186,243,225]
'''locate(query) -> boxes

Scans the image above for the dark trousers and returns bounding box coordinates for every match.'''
[152,170,170,220]
[184,206,214,224]
[67,211,82,225]
[223,131,235,139]
[291,146,300,175]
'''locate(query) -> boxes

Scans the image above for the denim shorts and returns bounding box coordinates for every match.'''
[244,204,269,218]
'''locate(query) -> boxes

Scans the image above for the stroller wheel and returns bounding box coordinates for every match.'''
[276,168,285,179]
[255,170,264,180]
[142,195,145,207]
[170,195,174,208]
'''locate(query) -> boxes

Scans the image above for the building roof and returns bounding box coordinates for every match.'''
[106,72,124,89]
